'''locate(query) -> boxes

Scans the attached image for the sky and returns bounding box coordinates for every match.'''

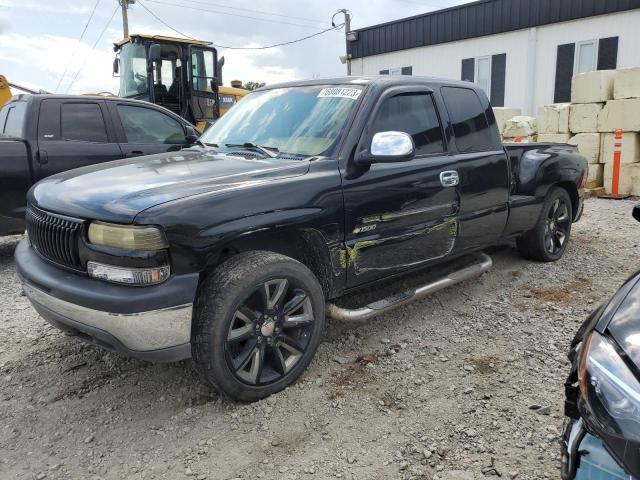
[0,0,472,95]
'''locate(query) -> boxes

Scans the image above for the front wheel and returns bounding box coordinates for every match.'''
[192,251,325,402]
[517,187,573,262]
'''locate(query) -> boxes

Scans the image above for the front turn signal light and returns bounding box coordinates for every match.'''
[87,261,170,286]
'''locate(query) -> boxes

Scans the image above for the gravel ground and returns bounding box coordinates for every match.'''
[1,197,638,480]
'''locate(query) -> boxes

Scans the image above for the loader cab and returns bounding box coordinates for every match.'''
[114,34,219,129]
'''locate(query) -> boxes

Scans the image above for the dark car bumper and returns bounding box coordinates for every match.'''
[561,419,634,480]
[15,239,199,362]
[0,213,25,236]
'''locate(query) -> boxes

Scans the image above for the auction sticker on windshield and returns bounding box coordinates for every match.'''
[317,87,362,100]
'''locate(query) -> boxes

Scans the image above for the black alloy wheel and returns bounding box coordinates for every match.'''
[544,197,571,256]
[225,278,315,386]
[516,186,573,262]
[192,251,325,402]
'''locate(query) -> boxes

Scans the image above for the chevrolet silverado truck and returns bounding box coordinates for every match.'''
[0,94,199,235]
[16,76,587,401]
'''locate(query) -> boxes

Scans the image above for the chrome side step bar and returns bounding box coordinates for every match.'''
[325,252,492,322]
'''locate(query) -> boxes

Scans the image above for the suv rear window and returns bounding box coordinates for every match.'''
[0,101,27,137]
[441,87,497,153]
[61,103,108,143]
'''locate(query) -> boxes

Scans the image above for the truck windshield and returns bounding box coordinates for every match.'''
[119,43,148,97]
[200,85,364,157]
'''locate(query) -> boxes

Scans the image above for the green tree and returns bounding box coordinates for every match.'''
[242,81,266,91]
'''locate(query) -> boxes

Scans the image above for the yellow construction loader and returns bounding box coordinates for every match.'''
[0,75,11,108]
[113,34,247,131]
[0,75,49,108]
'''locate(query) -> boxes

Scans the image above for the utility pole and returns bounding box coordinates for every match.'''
[119,0,135,38]
[344,11,351,75]
[333,9,356,76]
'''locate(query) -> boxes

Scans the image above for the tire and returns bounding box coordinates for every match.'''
[516,187,573,262]
[192,251,325,402]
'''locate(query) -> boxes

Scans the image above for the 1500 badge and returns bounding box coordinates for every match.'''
[353,224,377,234]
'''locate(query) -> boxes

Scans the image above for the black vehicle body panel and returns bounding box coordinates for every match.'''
[0,94,197,235]
[16,76,587,321]
[0,138,32,235]
[21,77,587,300]
[503,143,587,236]
[564,268,640,479]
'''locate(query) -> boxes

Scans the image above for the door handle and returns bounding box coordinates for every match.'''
[440,170,459,187]
[37,150,48,165]
[125,151,144,158]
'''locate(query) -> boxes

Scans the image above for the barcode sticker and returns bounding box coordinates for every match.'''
[317,87,362,100]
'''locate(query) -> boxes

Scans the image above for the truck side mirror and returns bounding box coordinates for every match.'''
[113,57,119,75]
[633,204,640,223]
[185,126,200,144]
[149,43,162,62]
[355,131,415,166]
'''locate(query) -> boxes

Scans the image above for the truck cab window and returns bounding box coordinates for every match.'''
[151,45,183,115]
[371,93,445,155]
[441,87,495,152]
[191,49,215,93]
[119,42,148,98]
[117,105,187,145]
[61,103,108,143]
[2,102,27,137]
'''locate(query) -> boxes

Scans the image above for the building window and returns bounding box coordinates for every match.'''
[380,67,412,76]
[474,56,492,95]
[461,54,506,107]
[574,40,598,75]
[554,37,618,103]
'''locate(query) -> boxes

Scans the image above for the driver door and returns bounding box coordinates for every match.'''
[341,89,460,287]
[188,46,218,123]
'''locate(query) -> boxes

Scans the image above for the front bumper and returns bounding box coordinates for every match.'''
[15,239,199,362]
[562,419,634,480]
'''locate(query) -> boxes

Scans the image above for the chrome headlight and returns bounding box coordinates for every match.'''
[578,331,640,442]
[88,221,168,251]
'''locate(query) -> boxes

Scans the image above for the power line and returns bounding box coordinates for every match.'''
[169,0,329,28]
[137,0,344,50]
[212,24,344,50]
[54,0,102,93]
[64,5,119,93]
[144,0,327,30]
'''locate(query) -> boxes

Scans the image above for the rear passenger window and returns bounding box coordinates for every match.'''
[61,103,108,142]
[441,87,495,153]
[1,102,27,137]
[370,93,445,156]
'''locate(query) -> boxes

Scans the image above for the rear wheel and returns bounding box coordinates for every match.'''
[517,187,573,262]
[192,251,325,402]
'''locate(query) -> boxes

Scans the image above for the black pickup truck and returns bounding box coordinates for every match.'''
[0,94,199,235]
[16,76,587,401]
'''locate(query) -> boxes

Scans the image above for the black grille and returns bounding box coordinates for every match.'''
[26,206,83,269]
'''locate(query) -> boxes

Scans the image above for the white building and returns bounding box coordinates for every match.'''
[348,0,640,114]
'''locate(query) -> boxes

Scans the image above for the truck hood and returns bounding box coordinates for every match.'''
[29,149,310,223]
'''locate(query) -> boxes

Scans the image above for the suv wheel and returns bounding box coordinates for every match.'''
[517,187,573,262]
[192,251,325,402]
